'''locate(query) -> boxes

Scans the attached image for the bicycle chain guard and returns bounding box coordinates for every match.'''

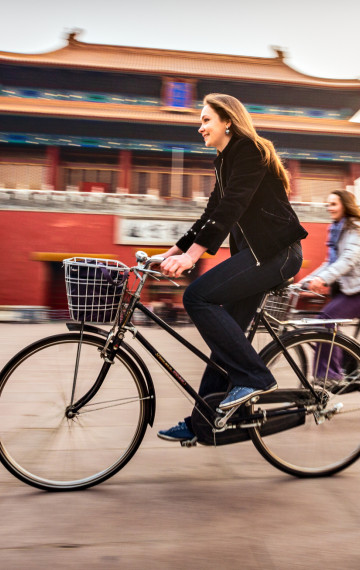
[191,393,250,446]
[191,392,306,446]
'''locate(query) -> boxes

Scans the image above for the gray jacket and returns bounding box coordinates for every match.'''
[303,220,360,295]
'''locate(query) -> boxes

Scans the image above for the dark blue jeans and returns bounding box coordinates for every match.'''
[183,242,303,398]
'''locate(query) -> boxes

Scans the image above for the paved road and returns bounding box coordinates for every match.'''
[0,323,359,569]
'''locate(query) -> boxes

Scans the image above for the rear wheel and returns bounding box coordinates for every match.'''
[0,333,150,491]
[249,329,360,477]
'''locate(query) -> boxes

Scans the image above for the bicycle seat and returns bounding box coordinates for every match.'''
[270,277,294,295]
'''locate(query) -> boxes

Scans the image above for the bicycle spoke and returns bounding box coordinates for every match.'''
[250,330,360,477]
[0,334,149,490]
[79,395,151,415]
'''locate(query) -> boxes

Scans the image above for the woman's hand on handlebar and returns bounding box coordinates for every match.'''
[160,244,206,278]
[161,253,194,278]
[307,277,328,295]
[161,245,183,260]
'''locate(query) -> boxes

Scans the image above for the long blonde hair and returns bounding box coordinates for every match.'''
[203,93,290,194]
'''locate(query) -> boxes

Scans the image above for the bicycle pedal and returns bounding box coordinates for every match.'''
[180,437,197,448]
[246,395,260,406]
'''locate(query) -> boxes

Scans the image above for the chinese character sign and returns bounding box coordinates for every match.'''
[115,218,192,245]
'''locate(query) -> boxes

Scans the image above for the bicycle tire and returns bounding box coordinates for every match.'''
[0,333,150,491]
[249,329,360,477]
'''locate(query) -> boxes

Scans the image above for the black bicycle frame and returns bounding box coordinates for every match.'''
[67,293,321,421]
[131,302,228,422]
[247,298,321,402]
[67,301,228,423]
[260,313,321,401]
[121,300,322,416]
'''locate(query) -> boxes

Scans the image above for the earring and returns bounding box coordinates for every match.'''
[225,127,230,135]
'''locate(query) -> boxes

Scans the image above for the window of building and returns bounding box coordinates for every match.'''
[163,78,194,109]
[64,167,117,192]
[183,174,191,199]
[298,163,346,202]
[160,173,171,197]
[201,175,213,197]
[138,171,148,194]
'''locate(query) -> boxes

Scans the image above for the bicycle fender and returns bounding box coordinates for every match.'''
[120,341,156,427]
[66,322,156,426]
[259,326,360,362]
[66,322,109,338]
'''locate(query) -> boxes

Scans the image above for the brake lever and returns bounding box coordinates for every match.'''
[142,268,180,287]
[289,283,325,298]
[162,275,180,287]
[154,271,179,287]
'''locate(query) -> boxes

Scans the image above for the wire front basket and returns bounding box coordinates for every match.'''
[63,257,129,324]
[264,287,297,324]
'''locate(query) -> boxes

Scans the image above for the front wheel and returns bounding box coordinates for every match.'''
[249,329,360,477]
[0,333,150,491]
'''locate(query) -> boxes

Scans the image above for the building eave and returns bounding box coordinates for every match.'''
[1,34,359,89]
[1,97,360,136]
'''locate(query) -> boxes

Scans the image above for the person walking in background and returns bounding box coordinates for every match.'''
[157,93,307,442]
[301,189,360,383]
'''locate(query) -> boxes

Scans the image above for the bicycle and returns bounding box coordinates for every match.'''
[264,285,360,338]
[261,285,360,378]
[0,251,359,491]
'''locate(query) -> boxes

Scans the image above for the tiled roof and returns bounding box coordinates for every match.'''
[1,96,360,136]
[1,34,359,89]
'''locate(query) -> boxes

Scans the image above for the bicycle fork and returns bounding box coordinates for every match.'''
[65,332,121,418]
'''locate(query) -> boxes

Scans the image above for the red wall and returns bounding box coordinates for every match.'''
[297,221,328,281]
[0,211,328,306]
[1,212,129,305]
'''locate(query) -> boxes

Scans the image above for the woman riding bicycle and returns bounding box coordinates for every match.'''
[300,189,360,384]
[158,93,308,442]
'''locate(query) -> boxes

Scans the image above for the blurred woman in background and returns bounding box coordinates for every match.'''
[302,189,360,382]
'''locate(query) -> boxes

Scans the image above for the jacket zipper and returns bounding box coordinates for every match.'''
[215,160,260,266]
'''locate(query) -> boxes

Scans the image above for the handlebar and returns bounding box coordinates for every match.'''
[132,250,179,287]
[145,256,165,269]
[135,250,164,269]
[289,282,324,297]
[289,282,307,291]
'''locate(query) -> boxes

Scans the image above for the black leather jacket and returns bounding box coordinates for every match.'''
[177,136,307,264]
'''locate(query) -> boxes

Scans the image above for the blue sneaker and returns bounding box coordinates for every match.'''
[157,421,195,442]
[219,383,278,410]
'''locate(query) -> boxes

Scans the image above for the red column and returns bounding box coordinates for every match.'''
[118,150,132,193]
[46,146,60,190]
[287,159,300,201]
[348,163,360,186]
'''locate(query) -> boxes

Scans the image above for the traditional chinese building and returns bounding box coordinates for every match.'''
[1,33,359,317]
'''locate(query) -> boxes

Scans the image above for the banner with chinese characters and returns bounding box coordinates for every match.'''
[114,217,230,246]
[115,217,194,245]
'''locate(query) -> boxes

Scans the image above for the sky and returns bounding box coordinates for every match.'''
[0,0,359,80]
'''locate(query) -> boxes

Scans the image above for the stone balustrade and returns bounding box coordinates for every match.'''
[0,188,330,222]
